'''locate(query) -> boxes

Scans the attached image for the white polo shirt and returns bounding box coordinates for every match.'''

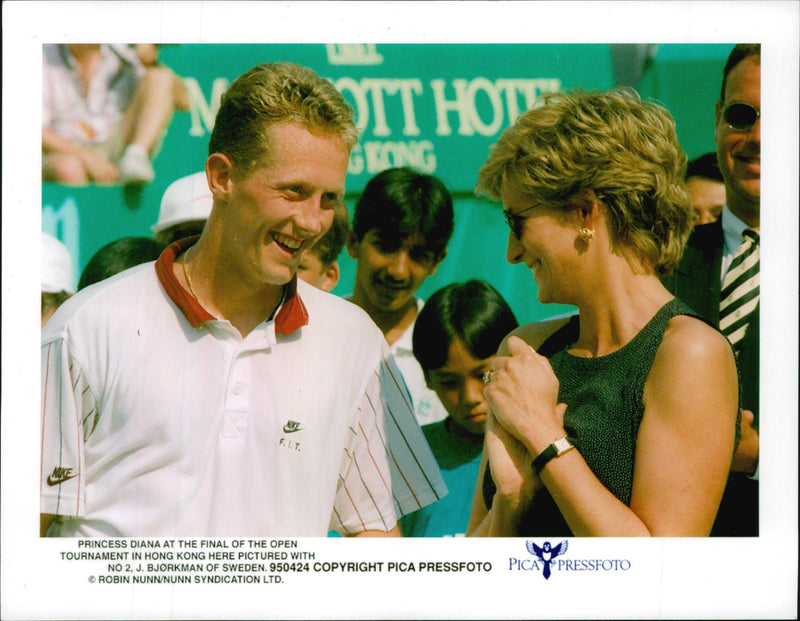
[343,295,449,427]
[41,239,446,537]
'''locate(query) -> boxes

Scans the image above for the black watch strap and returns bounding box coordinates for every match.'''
[531,437,574,474]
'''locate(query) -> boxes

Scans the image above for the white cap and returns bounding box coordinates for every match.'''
[42,231,75,294]
[151,172,213,234]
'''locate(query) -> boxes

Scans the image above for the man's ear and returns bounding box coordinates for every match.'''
[206,153,234,202]
[429,248,448,276]
[320,260,341,293]
[346,230,360,259]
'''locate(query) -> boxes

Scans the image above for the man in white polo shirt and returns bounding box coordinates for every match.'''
[41,62,446,537]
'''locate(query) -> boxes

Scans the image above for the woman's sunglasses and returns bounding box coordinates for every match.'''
[503,201,547,239]
[722,102,760,131]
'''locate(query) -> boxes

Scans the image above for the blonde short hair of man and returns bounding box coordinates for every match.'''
[476,87,695,275]
[209,61,359,179]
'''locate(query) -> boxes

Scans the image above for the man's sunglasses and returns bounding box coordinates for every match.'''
[503,201,547,239]
[722,102,760,131]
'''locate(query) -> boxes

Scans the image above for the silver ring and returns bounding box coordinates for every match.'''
[482,371,495,384]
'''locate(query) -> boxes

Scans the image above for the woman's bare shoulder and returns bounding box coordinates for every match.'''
[661,314,733,359]
[649,313,738,392]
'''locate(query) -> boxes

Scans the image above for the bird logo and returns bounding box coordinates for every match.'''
[526,540,568,580]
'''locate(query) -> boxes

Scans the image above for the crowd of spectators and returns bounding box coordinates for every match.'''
[42,44,188,186]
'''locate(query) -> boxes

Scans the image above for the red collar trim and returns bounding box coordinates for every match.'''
[155,237,309,335]
[155,237,214,327]
[275,276,309,335]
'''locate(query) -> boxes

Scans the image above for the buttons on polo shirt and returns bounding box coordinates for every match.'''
[223,348,255,439]
[226,380,247,407]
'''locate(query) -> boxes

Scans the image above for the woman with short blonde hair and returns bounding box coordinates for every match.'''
[468,88,739,537]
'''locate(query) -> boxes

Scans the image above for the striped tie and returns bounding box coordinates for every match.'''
[719,228,760,349]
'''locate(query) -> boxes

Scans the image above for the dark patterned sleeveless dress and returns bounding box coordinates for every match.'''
[482,298,741,536]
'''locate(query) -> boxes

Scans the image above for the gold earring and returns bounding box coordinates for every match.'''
[579,227,594,243]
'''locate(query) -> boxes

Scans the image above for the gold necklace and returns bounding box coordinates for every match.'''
[182,248,200,302]
[182,247,284,323]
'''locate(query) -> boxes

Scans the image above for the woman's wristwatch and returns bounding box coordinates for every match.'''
[531,436,575,474]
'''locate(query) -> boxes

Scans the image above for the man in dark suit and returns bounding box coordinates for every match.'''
[663,44,760,536]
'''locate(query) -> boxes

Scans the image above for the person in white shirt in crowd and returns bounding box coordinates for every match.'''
[41,61,445,538]
[41,231,74,327]
[152,171,214,246]
[42,44,189,186]
[347,167,455,426]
